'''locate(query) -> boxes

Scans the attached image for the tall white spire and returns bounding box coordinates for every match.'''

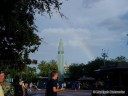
[58,39,64,82]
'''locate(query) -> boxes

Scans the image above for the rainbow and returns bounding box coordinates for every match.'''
[73,31,95,61]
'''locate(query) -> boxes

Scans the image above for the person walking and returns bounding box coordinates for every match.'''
[13,76,25,96]
[45,71,65,96]
[0,69,5,96]
[24,81,29,96]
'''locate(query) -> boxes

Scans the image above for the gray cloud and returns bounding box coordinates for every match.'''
[31,0,128,63]
[99,13,128,31]
[82,0,102,8]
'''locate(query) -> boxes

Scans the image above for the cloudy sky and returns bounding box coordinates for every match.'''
[30,0,128,64]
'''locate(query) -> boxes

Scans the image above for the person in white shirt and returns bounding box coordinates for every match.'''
[0,69,5,96]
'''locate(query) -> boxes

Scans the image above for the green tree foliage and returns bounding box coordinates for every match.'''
[21,66,37,82]
[115,56,128,62]
[38,60,58,77]
[68,56,128,79]
[68,58,105,79]
[68,63,85,79]
[49,60,58,71]
[38,61,49,76]
[5,65,38,82]
[85,57,104,74]
[0,0,63,70]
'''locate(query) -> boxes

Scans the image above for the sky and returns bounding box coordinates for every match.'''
[30,0,128,65]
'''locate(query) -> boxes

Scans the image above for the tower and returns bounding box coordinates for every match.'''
[58,39,64,82]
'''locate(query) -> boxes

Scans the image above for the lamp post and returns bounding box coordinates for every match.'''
[101,49,108,66]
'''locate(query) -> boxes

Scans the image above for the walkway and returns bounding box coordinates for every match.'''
[59,90,92,96]
[28,89,92,96]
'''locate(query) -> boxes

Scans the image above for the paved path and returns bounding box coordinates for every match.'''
[28,89,92,96]
[59,90,92,96]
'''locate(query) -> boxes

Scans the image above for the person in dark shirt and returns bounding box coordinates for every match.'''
[13,76,25,96]
[46,71,64,96]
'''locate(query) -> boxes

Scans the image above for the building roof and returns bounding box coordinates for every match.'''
[95,63,128,72]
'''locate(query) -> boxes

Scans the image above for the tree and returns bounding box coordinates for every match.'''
[0,0,63,70]
[68,56,128,79]
[49,60,58,71]
[5,65,38,82]
[115,56,128,62]
[38,60,58,77]
[38,60,49,76]
[68,58,108,79]
[85,58,104,74]
[69,63,86,79]
[20,66,37,82]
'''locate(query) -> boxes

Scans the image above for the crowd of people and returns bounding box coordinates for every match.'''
[0,69,65,96]
[0,69,39,96]
[72,81,81,90]
[0,68,107,96]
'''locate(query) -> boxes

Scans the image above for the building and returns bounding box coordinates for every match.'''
[95,63,128,89]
